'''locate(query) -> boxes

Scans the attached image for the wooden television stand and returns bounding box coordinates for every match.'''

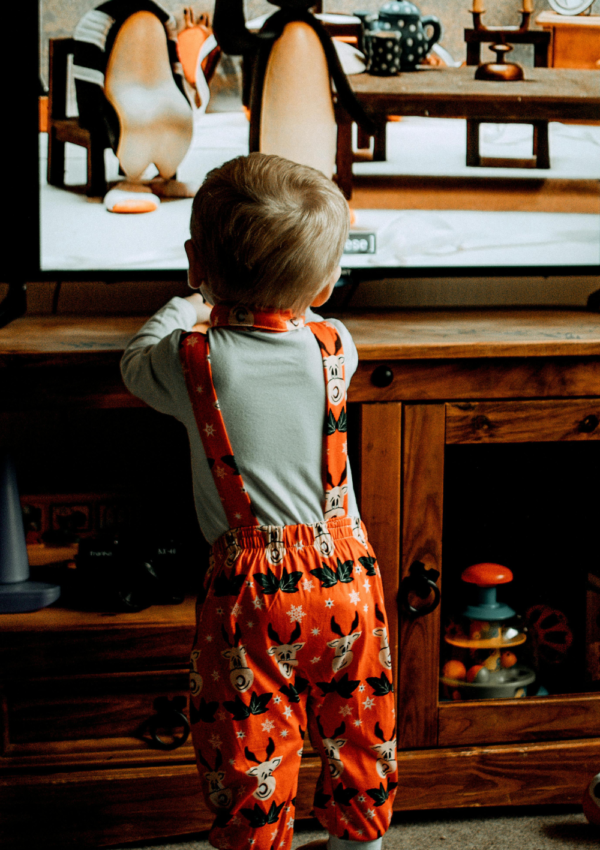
[1,308,600,848]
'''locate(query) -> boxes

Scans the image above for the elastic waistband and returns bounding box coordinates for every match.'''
[212,515,368,557]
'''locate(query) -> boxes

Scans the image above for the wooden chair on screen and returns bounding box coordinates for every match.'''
[47,37,109,196]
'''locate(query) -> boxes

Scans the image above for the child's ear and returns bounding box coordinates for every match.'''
[185,239,206,291]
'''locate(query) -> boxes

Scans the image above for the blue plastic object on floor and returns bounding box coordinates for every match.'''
[0,452,60,613]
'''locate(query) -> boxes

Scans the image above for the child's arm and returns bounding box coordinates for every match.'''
[120,296,207,418]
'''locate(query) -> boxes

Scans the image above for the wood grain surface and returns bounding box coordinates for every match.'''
[5,311,600,363]
[398,404,445,750]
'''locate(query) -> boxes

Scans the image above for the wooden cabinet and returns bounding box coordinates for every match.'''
[536,12,600,70]
[2,310,600,847]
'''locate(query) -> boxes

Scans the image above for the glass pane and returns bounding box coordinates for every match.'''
[441,441,600,701]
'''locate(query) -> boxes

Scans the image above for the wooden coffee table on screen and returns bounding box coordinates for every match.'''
[335,66,600,198]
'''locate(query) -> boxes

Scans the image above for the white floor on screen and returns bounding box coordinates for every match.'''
[40,113,600,272]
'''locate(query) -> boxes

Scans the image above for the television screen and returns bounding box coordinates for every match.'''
[35,0,600,279]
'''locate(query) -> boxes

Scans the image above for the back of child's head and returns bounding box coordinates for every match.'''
[190,153,349,314]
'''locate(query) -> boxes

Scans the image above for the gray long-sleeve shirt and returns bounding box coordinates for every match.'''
[120,297,359,545]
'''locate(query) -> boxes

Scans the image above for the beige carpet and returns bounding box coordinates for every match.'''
[112,807,598,850]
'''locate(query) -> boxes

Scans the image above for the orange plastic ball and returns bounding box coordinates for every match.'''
[466,664,485,683]
[443,660,467,681]
[501,651,518,669]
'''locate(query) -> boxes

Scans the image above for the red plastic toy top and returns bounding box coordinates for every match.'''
[461,562,513,587]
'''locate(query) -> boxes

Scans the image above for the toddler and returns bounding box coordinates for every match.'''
[121,153,398,850]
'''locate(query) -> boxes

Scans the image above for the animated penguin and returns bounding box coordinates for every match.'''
[212,0,375,183]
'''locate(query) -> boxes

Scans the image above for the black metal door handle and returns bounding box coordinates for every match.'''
[145,696,190,750]
[400,560,441,617]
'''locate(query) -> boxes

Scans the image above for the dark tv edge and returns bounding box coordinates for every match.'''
[2,264,599,331]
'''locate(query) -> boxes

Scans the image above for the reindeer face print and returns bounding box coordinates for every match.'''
[327,613,362,673]
[316,332,346,407]
[351,517,367,547]
[221,624,254,692]
[228,305,254,326]
[324,468,348,521]
[189,649,203,697]
[245,738,282,801]
[261,526,287,566]
[313,521,335,557]
[317,718,347,779]
[370,722,397,779]
[197,749,233,809]
[223,530,241,568]
[373,627,392,670]
[267,622,305,678]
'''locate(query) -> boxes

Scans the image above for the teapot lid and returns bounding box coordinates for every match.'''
[380,0,421,16]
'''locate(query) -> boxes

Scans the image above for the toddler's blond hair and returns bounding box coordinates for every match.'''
[190,153,349,314]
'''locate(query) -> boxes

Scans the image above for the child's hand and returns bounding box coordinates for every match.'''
[185,293,212,328]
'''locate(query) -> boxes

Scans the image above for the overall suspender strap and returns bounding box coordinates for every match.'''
[179,330,257,529]
[306,321,349,520]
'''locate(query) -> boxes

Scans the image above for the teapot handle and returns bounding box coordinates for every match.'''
[421,16,442,53]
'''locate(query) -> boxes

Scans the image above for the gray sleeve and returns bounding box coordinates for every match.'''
[120,297,197,418]
[307,308,359,387]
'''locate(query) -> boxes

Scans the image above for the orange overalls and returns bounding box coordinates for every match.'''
[180,306,398,850]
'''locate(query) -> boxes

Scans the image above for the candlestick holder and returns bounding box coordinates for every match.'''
[475,42,524,81]
[471,9,532,36]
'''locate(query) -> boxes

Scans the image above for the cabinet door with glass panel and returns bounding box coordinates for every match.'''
[398,400,600,751]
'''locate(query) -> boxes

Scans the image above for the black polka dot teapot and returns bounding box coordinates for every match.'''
[355,1,442,73]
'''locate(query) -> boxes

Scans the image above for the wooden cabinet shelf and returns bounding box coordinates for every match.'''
[2,308,600,847]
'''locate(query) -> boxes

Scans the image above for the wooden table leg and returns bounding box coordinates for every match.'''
[466,119,481,167]
[336,110,354,199]
[372,118,387,162]
[533,120,550,169]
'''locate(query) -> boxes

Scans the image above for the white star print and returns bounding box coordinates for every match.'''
[325,598,334,608]
[245,579,254,588]
[196,385,203,394]
[262,719,275,733]
[349,589,361,606]
[205,634,213,642]
[215,466,226,478]
[217,709,227,721]
[209,734,223,748]
[280,729,289,737]
[230,602,242,618]
[236,730,246,739]
[295,540,304,550]
[283,705,293,718]
[363,579,371,592]
[310,656,321,664]
[287,819,295,830]
[235,513,242,521]
[311,627,321,636]
[253,597,264,610]
[363,696,375,710]
[339,705,353,716]
[366,809,375,819]
[273,695,282,704]
[363,604,369,614]
[355,563,362,574]
[212,670,220,681]
[359,683,366,692]
[358,795,367,804]
[353,718,362,727]
[204,423,216,437]
[216,607,224,616]
[302,577,314,592]
[246,620,254,629]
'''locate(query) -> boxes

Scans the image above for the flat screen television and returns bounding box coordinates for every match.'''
[4,0,600,319]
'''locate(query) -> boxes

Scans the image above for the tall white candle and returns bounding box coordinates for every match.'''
[523,0,533,11]
[472,0,484,11]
